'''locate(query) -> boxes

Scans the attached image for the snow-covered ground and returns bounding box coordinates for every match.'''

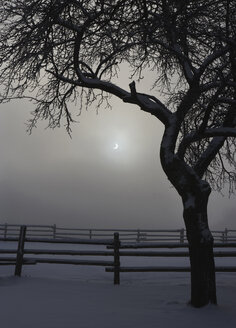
[1,242,236,328]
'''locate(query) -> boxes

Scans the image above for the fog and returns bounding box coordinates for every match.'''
[0,92,235,230]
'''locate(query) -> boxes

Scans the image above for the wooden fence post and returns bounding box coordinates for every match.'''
[180,229,185,243]
[53,224,57,239]
[222,231,225,243]
[137,229,140,242]
[224,228,228,243]
[113,232,120,285]
[15,225,27,277]
[4,223,7,240]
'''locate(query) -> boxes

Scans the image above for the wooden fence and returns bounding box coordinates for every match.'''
[106,241,236,276]
[1,223,236,243]
[1,226,236,284]
[0,226,120,284]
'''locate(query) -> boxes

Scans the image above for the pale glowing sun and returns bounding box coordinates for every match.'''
[113,143,119,150]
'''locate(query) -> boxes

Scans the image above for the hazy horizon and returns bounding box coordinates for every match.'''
[0,88,235,231]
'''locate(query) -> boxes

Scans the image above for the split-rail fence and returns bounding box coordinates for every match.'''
[1,223,236,243]
[1,225,236,284]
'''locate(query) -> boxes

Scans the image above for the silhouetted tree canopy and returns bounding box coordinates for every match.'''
[0,0,235,192]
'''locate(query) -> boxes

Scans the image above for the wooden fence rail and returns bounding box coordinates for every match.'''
[106,240,236,278]
[0,224,187,242]
[1,223,236,243]
[1,227,236,284]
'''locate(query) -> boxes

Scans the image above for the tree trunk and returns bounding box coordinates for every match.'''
[159,126,217,307]
[188,239,217,307]
[183,193,217,307]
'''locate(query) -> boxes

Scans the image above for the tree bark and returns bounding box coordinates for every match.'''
[160,125,217,307]
[183,192,217,307]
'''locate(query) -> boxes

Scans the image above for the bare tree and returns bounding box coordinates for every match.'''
[0,0,236,307]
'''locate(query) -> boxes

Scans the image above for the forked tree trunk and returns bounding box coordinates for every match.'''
[183,192,217,307]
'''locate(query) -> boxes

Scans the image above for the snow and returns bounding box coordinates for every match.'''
[1,242,236,328]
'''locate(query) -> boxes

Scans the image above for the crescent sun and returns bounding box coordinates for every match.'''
[113,143,119,150]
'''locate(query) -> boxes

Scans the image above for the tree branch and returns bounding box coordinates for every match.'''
[196,45,231,77]
[178,127,236,159]
[194,137,226,178]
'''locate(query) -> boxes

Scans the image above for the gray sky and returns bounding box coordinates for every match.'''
[0,77,235,230]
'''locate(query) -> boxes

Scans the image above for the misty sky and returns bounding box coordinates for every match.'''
[0,72,235,230]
